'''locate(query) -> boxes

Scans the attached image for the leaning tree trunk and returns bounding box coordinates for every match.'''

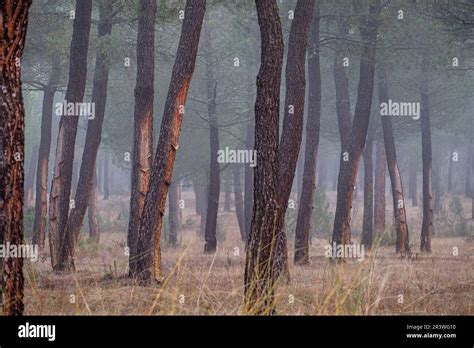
[420,52,433,253]
[59,0,114,270]
[373,138,386,241]
[378,64,410,254]
[0,0,32,316]
[294,4,321,265]
[233,164,246,242]
[331,1,381,249]
[244,0,284,315]
[135,0,206,283]
[33,59,60,248]
[203,22,220,253]
[49,0,93,270]
[273,0,315,280]
[88,170,99,243]
[128,0,156,277]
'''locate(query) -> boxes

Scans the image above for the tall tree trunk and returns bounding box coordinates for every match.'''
[168,181,179,247]
[0,0,32,316]
[58,0,114,270]
[244,0,284,314]
[135,0,206,282]
[127,0,156,277]
[203,22,219,253]
[33,60,59,248]
[244,115,254,246]
[294,4,321,265]
[331,1,381,249]
[24,145,38,210]
[272,0,315,280]
[420,52,433,253]
[373,138,386,241]
[361,137,374,249]
[103,154,110,200]
[378,65,410,254]
[49,0,93,270]
[88,170,99,242]
[233,164,246,242]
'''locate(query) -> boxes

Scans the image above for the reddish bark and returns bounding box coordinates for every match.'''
[134,0,206,282]
[0,0,32,315]
[378,65,410,254]
[128,0,156,277]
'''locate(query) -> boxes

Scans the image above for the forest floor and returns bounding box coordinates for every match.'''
[23,191,474,315]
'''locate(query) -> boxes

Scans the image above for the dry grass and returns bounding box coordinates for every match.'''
[23,192,474,315]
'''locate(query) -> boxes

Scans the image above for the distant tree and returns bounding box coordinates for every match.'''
[420,51,433,253]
